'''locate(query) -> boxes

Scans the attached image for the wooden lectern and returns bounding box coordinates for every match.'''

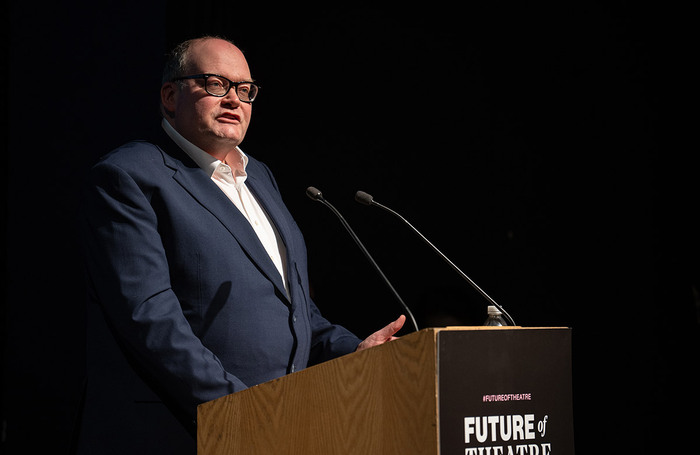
[197,327,574,454]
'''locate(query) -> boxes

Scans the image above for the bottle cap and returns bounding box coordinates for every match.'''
[487,305,502,315]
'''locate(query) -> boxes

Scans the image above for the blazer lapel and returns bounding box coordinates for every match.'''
[246,172,296,260]
[156,138,290,302]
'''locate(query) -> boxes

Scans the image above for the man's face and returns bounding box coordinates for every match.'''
[162,39,253,158]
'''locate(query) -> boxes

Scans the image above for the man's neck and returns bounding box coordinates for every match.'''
[161,118,248,175]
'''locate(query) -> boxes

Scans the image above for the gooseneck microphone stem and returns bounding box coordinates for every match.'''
[355,191,516,326]
[306,187,419,332]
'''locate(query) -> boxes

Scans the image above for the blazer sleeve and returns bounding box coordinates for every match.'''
[307,297,362,365]
[81,160,248,421]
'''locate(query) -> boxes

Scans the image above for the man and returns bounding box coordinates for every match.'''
[77,36,405,454]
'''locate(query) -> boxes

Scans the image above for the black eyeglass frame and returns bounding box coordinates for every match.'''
[172,73,260,103]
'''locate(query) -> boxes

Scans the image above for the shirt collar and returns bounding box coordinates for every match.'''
[161,118,248,177]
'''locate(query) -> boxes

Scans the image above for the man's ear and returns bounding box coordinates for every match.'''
[160,82,178,118]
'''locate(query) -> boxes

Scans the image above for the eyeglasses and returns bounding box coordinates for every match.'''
[172,74,259,103]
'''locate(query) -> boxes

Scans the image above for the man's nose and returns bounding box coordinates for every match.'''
[221,88,241,107]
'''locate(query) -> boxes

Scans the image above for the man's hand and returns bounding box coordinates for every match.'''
[356,315,406,352]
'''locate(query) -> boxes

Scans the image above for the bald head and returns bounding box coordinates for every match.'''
[162,36,246,84]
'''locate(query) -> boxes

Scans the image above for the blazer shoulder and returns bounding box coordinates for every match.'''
[245,154,280,193]
[96,140,167,172]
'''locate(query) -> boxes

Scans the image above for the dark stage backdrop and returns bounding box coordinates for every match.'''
[4,2,697,453]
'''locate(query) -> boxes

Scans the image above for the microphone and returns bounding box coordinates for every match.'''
[354,190,516,326]
[305,187,419,332]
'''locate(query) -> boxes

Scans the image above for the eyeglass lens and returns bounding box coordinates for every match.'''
[204,76,257,101]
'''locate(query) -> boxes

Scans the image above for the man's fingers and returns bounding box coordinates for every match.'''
[374,314,406,341]
[357,315,407,352]
[387,314,406,338]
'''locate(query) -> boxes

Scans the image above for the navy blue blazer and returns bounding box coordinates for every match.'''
[77,129,361,454]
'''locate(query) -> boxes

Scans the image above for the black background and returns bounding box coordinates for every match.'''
[3,2,697,453]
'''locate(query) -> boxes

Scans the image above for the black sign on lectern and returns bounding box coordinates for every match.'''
[438,328,574,455]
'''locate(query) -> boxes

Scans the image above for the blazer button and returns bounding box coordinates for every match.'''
[290,364,296,373]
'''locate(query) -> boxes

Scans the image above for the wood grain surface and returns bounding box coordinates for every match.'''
[198,328,441,455]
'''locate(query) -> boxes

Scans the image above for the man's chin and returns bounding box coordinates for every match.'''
[210,131,245,149]
[215,125,246,141]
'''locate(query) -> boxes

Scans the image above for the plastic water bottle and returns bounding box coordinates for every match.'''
[484,305,507,326]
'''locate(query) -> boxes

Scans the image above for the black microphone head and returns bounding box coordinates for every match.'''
[354,191,374,206]
[306,186,324,201]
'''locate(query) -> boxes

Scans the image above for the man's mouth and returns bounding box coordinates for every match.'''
[217,113,241,123]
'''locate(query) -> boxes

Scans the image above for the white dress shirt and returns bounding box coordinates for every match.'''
[162,119,289,297]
